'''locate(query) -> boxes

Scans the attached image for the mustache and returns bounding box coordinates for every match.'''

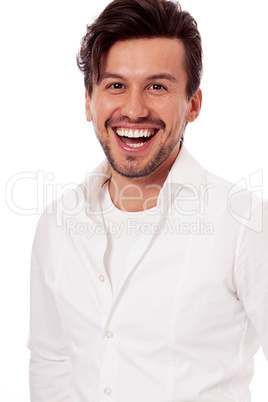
[105,116,166,130]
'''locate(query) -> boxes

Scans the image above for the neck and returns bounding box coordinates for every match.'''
[108,146,180,212]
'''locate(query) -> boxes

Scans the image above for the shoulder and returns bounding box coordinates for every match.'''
[205,169,264,222]
[36,159,111,243]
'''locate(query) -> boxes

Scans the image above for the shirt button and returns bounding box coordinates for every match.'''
[98,274,105,282]
[104,387,112,395]
[105,331,114,339]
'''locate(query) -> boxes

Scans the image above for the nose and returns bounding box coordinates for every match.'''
[121,88,149,119]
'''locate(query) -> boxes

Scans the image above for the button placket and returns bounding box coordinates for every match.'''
[97,271,113,318]
[99,320,119,401]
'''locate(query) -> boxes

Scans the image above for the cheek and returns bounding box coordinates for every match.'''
[91,91,114,112]
[90,108,106,124]
[99,91,123,108]
[150,95,185,119]
[169,101,189,128]
[155,104,181,129]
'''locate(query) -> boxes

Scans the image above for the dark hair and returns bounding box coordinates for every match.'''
[77,0,202,100]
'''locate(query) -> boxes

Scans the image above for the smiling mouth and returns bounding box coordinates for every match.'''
[113,128,158,148]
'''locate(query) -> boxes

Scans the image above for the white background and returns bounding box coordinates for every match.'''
[1,0,267,400]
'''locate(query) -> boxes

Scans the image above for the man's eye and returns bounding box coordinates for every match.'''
[149,84,166,90]
[109,83,124,89]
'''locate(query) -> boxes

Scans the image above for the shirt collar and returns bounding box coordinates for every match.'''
[164,144,206,190]
[80,144,206,211]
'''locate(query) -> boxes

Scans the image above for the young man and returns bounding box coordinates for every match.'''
[28,0,268,401]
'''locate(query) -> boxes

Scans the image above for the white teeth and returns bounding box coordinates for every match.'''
[126,142,145,148]
[116,128,155,138]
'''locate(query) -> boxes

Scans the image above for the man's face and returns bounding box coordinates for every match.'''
[86,38,201,178]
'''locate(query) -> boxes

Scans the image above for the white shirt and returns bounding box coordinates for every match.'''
[28,145,268,402]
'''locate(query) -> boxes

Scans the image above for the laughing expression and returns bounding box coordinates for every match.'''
[86,38,201,179]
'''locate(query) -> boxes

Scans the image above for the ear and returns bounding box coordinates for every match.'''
[85,90,92,122]
[186,89,202,123]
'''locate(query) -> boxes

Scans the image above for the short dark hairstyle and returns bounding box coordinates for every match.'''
[77,0,202,100]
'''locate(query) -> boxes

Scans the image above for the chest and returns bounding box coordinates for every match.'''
[50,218,243,347]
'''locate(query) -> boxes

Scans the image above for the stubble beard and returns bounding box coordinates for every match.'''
[93,120,186,179]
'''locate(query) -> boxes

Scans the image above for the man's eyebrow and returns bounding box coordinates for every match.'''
[98,73,125,83]
[146,73,178,83]
[98,72,178,84]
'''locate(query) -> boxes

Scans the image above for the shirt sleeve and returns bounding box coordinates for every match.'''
[28,215,73,401]
[235,199,268,360]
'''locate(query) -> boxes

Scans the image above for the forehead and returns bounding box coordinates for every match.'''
[100,38,187,81]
